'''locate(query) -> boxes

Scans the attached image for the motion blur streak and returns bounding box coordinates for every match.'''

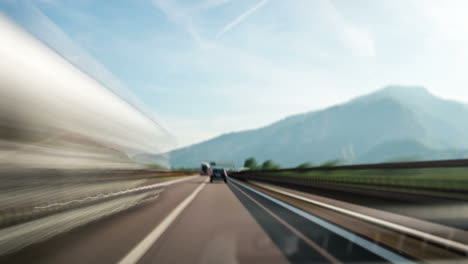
[0,14,177,255]
[0,14,173,170]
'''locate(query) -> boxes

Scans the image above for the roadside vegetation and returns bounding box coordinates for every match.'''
[171,167,198,172]
[243,157,342,170]
[145,163,167,169]
[296,162,314,169]
[240,157,468,200]
[247,167,468,199]
[243,157,281,170]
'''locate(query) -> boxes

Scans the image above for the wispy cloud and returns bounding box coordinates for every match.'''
[151,0,215,49]
[323,0,376,58]
[418,0,468,43]
[340,24,376,57]
[215,0,269,39]
[151,0,200,44]
[197,0,232,11]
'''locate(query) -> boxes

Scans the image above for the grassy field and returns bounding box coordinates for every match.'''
[242,167,468,199]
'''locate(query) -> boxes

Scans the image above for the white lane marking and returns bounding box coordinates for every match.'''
[253,181,468,254]
[230,181,341,264]
[35,176,197,209]
[229,178,412,263]
[118,178,207,264]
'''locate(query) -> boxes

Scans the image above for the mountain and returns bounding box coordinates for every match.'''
[169,86,468,168]
[359,139,468,163]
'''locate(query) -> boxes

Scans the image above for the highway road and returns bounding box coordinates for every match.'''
[1,176,468,264]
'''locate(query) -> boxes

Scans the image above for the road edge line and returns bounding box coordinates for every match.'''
[253,181,468,254]
[230,180,341,263]
[229,178,411,263]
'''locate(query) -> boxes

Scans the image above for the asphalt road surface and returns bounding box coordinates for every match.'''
[2,176,467,264]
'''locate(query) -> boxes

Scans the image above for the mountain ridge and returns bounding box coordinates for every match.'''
[169,86,468,168]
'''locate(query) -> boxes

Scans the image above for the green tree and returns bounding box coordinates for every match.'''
[244,157,258,169]
[319,159,341,167]
[296,162,314,169]
[261,160,281,170]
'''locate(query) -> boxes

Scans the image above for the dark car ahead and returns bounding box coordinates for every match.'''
[210,168,227,183]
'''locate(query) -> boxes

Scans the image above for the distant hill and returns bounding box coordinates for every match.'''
[169,86,468,168]
[360,139,468,163]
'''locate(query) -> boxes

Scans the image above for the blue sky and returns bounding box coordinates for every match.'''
[1,0,468,150]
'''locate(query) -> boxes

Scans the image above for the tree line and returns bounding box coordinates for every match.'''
[243,157,341,170]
